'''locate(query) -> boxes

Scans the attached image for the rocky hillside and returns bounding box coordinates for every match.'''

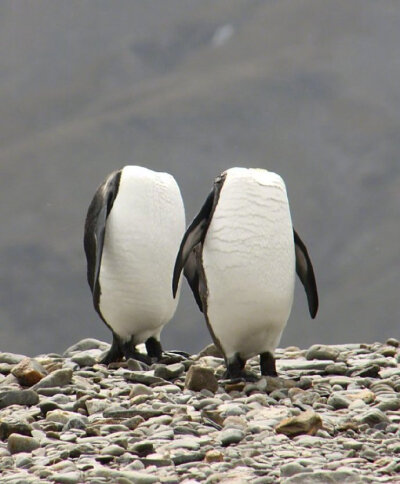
[0,339,399,483]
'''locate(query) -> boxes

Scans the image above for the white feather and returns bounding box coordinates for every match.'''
[203,167,295,360]
[99,166,185,343]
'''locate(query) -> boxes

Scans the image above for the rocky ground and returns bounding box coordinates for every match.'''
[0,339,399,484]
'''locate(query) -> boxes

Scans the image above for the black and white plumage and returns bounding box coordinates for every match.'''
[173,167,318,379]
[84,165,185,364]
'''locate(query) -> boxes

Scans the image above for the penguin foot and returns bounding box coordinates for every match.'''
[158,351,189,365]
[260,351,278,377]
[224,353,247,380]
[100,350,122,365]
[99,334,124,365]
[123,349,152,365]
[145,337,163,360]
[221,369,258,382]
[168,350,191,358]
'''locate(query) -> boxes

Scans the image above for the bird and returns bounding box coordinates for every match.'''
[173,167,318,380]
[84,165,185,365]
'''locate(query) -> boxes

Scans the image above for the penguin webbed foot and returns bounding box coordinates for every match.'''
[99,334,124,365]
[260,351,278,377]
[158,350,190,365]
[221,369,259,383]
[145,337,190,365]
[100,334,153,366]
[100,335,190,367]
[222,353,258,382]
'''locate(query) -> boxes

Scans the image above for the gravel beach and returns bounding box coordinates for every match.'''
[0,338,399,483]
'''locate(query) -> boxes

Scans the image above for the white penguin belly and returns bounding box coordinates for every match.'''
[99,166,185,343]
[203,168,295,360]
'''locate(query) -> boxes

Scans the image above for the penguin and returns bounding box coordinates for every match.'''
[173,167,318,379]
[84,165,185,365]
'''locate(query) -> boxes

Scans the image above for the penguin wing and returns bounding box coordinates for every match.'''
[183,246,204,312]
[172,187,217,298]
[293,229,319,318]
[84,170,121,298]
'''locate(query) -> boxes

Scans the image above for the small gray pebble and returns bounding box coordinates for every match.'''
[360,446,379,461]
[63,416,87,431]
[14,452,33,468]
[154,363,185,380]
[71,353,97,367]
[219,428,244,446]
[101,444,126,456]
[281,462,308,477]
[327,394,350,410]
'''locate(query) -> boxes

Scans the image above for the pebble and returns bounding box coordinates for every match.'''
[50,471,82,484]
[280,462,308,477]
[7,434,40,454]
[63,338,110,356]
[126,371,166,386]
[0,421,32,440]
[305,345,340,361]
[11,357,47,386]
[70,352,97,367]
[275,410,322,437]
[386,337,399,347]
[129,383,154,398]
[184,366,219,393]
[0,389,39,409]
[154,363,185,380]
[327,394,350,410]
[219,428,244,446]
[0,352,27,365]
[357,408,390,426]
[205,449,224,463]
[31,368,72,389]
[0,339,399,483]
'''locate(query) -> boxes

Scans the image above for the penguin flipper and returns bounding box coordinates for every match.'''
[294,229,319,318]
[172,189,216,298]
[183,246,203,312]
[84,170,121,300]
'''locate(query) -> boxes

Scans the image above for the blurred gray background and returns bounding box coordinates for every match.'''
[0,0,399,357]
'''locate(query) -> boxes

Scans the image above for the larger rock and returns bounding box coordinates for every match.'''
[305,344,339,361]
[11,357,47,386]
[184,365,219,393]
[63,338,110,356]
[7,433,40,454]
[219,428,244,446]
[0,421,32,440]
[198,344,224,358]
[0,390,39,409]
[275,410,323,438]
[31,368,72,389]
[153,363,185,380]
[0,353,26,365]
[357,408,390,426]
